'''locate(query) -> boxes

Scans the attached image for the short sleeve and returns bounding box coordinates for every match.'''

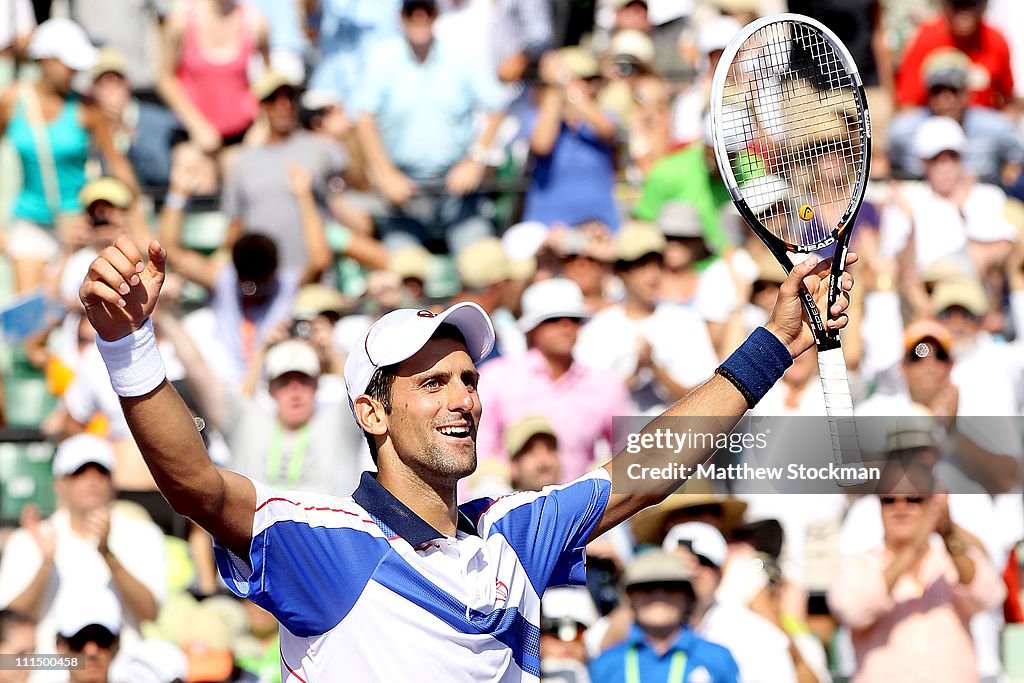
[213,477,391,638]
[463,469,612,595]
[0,529,43,607]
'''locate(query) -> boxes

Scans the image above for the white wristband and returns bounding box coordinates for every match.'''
[95,318,167,397]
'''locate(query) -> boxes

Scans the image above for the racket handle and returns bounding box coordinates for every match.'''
[817,347,866,486]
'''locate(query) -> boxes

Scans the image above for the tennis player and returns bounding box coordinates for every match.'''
[80,237,854,681]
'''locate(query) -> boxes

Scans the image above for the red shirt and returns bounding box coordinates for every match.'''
[896,17,1014,109]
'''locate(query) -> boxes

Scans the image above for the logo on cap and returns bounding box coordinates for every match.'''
[417,310,435,318]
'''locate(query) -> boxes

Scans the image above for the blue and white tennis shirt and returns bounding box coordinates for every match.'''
[214,468,612,682]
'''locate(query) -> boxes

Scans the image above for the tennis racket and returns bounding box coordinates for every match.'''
[710,13,870,485]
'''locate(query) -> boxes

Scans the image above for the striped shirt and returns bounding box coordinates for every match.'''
[215,469,612,682]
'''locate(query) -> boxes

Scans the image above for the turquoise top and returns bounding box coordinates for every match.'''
[7,94,90,226]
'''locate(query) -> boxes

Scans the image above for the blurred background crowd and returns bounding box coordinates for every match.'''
[0,0,1023,681]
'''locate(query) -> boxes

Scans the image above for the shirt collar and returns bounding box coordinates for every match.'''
[352,471,479,547]
[525,348,582,380]
[626,623,694,653]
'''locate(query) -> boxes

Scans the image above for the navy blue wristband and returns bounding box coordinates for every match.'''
[716,327,793,409]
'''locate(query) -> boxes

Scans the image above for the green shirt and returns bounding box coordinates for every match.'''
[633,144,764,254]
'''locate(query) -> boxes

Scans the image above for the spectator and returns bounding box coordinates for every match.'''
[575,222,718,413]
[828,485,1004,683]
[888,48,1024,186]
[388,244,433,305]
[70,0,171,92]
[506,415,561,491]
[157,0,269,193]
[290,283,354,401]
[0,435,165,659]
[524,47,620,230]
[354,0,505,253]
[160,163,332,384]
[476,278,632,482]
[308,0,402,103]
[550,223,616,314]
[540,587,598,683]
[588,550,740,683]
[489,0,553,113]
[452,237,527,360]
[662,522,805,683]
[108,639,188,683]
[0,610,34,683]
[89,48,179,189]
[612,0,651,34]
[247,0,308,83]
[671,15,740,145]
[895,0,1014,110]
[0,18,137,293]
[655,201,714,305]
[221,70,356,273]
[633,115,740,254]
[880,116,1018,286]
[629,493,748,549]
[54,589,122,683]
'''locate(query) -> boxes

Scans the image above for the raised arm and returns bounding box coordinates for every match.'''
[79,238,254,556]
[590,253,857,539]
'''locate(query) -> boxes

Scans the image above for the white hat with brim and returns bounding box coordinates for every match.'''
[265,339,322,382]
[52,433,116,478]
[661,521,728,567]
[913,116,967,160]
[518,278,590,333]
[56,587,121,638]
[28,18,99,72]
[344,303,495,414]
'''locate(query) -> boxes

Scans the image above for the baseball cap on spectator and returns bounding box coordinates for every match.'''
[615,221,666,263]
[560,46,600,80]
[108,640,188,683]
[919,257,970,285]
[903,318,954,356]
[292,284,351,320]
[28,18,98,71]
[931,277,989,317]
[699,16,741,55]
[344,302,495,409]
[501,222,547,279]
[657,202,702,239]
[90,46,128,81]
[913,116,966,160]
[518,278,590,333]
[52,433,116,478]
[714,0,758,12]
[253,69,296,102]
[265,339,321,382]
[623,550,693,591]
[541,587,599,641]
[505,415,558,459]
[923,48,970,91]
[56,587,121,639]
[661,522,728,567]
[885,404,936,452]
[80,177,133,210]
[740,175,790,217]
[389,245,433,285]
[178,607,234,683]
[609,30,655,65]
[457,238,510,289]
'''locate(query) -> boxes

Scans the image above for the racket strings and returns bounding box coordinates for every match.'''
[721,20,867,248]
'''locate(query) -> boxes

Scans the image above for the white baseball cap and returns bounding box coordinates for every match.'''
[265,339,321,382]
[662,521,729,567]
[52,433,116,478]
[28,18,99,72]
[56,587,121,638]
[344,303,495,412]
[541,586,599,629]
[109,640,188,683]
[913,116,967,160]
[518,278,590,333]
[699,16,741,55]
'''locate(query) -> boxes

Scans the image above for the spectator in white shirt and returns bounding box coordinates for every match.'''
[575,221,718,413]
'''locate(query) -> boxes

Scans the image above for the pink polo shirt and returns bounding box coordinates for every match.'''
[477,349,633,483]
[827,543,1005,683]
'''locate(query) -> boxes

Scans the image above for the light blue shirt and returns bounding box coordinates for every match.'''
[309,0,402,102]
[249,0,308,53]
[353,37,505,180]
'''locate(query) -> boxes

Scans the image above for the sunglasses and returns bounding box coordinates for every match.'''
[880,495,929,506]
[905,341,950,363]
[937,307,978,322]
[65,625,117,651]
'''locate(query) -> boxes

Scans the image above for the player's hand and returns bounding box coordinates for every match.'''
[80,238,167,342]
[765,252,857,358]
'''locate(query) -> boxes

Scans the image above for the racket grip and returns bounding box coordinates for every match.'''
[817,347,866,486]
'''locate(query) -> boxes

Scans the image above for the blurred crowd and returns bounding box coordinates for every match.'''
[0,0,1023,681]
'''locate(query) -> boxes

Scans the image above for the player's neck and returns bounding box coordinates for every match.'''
[377,467,459,536]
